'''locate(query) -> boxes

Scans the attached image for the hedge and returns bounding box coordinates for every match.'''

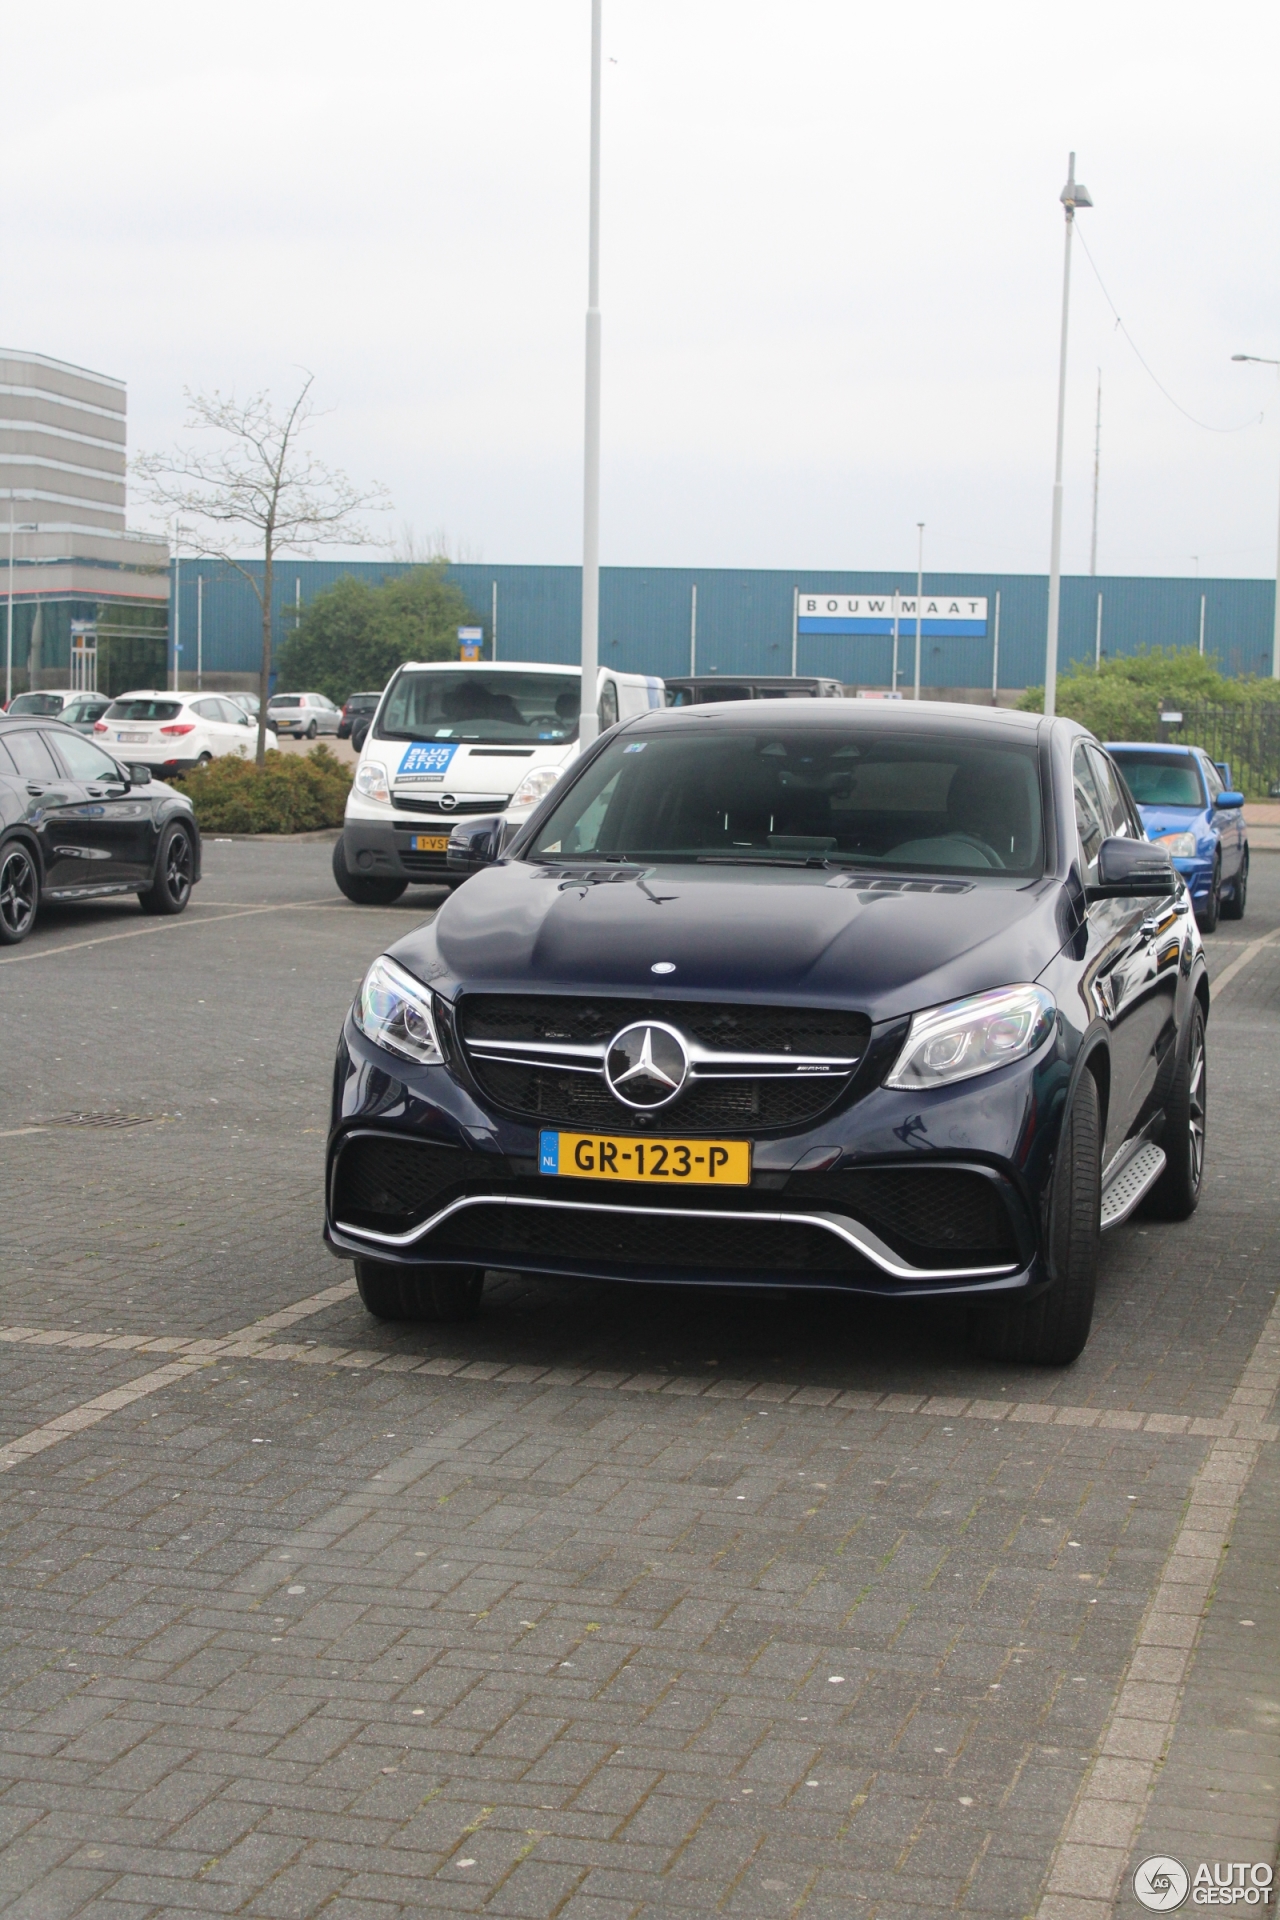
[173,746,352,834]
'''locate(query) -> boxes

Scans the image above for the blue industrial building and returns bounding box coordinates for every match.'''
[168,559,1278,697]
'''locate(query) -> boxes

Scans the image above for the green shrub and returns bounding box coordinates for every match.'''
[1017,646,1280,738]
[174,746,352,834]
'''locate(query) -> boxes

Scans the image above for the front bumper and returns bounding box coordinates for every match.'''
[341,818,457,884]
[325,1016,1065,1301]
[1171,855,1215,900]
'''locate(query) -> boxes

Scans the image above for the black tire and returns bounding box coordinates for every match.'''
[0,839,39,945]
[1220,848,1248,921]
[1196,858,1221,934]
[355,1258,485,1322]
[331,835,407,906]
[198,752,213,766]
[969,1069,1101,1366]
[306,720,318,740]
[138,822,194,916]
[1149,1000,1206,1220]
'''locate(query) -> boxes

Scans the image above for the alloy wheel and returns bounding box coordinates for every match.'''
[1186,1019,1206,1189]
[165,831,193,905]
[0,845,37,939]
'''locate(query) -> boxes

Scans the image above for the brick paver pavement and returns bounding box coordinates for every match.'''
[0,842,1277,1917]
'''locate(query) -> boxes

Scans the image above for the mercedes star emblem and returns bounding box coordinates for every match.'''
[605,1021,690,1109]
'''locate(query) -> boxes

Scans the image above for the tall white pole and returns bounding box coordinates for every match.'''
[1046,153,1090,717]
[579,0,603,747]
[790,586,798,675]
[172,536,181,693]
[1095,591,1103,669]
[690,582,698,676]
[1199,592,1206,657]
[491,579,498,661]
[1089,368,1101,577]
[913,523,924,700]
[891,589,899,693]
[5,497,13,708]
[991,589,1000,702]
[197,574,204,690]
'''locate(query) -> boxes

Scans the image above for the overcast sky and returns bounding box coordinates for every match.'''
[5,1,1278,577]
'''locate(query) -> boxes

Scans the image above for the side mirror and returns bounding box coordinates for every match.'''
[127,763,152,785]
[447,815,504,876]
[1087,836,1175,900]
[1214,790,1245,809]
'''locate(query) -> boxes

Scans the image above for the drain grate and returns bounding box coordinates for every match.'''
[41,1110,171,1130]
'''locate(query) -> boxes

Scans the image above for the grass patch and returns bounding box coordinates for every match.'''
[174,746,352,834]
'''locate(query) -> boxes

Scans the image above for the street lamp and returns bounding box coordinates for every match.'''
[579,0,603,748]
[1044,153,1093,718]
[1230,353,1280,680]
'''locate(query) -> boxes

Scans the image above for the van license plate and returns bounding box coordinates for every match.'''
[539,1131,750,1184]
[411,834,450,852]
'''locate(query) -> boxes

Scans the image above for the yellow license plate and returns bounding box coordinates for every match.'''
[411,833,450,852]
[539,1130,750,1184]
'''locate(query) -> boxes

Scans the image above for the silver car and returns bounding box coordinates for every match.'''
[267,692,341,739]
[7,690,114,733]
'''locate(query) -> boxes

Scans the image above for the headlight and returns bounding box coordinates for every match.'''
[509,764,564,811]
[352,955,443,1066]
[354,759,390,803]
[1151,830,1197,858]
[885,984,1055,1091]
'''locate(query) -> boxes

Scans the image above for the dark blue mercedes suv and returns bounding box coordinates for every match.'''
[325,701,1208,1367]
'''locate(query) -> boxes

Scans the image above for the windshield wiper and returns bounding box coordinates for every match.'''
[694,853,829,869]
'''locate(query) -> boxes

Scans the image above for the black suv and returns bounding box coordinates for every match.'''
[325,701,1207,1366]
[0,716,201,944]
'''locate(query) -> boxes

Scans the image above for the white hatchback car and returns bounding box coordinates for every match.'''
[267,691,341,738]
[95,691,277,774]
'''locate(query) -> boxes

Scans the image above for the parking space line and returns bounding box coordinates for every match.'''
[0,899,347,966]
[1036,1283,1280,1917]
[1208,926,1280,997]
[1,1309,1274,1442]
[0,1278,356,1473]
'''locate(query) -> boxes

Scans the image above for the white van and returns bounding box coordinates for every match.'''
[334,660,664,903]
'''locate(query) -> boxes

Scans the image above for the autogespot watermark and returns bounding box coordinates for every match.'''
[1133,1857,1276,1910]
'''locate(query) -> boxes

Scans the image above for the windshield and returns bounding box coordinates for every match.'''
[104,699,182,722]
[376,669,581,744]
[8,693,67,715]
[528,725,1044,875]
[1111,751,1205,809]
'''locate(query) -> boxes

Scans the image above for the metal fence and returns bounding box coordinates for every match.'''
[1168,703,1280,798]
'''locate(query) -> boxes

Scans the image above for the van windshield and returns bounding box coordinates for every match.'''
[376,670,581,744]
[528,725,1045,876]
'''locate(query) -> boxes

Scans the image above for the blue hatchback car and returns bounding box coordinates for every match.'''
[1106,741,1247,931]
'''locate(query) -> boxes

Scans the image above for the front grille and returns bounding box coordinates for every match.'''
[457,995,869,1135]
[333,1136,473,1226]
[786,1167,1019,1260]
[392,796,509,816]
[399,851,451,874]
[430,1202,856,1276]
[472,1061,843,1130]
[460,996,868,1055]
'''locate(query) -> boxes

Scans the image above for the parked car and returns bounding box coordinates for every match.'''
[268,691,342,738]
[6,690,114,732]
[226,691,261,719]
[338,692,381,741]
[664,675,845,704]
[1107,741,1247,932]
[0,715,201,944]
[94,692,276,774]
[326,702,1208,1368]
[333,661,665,904]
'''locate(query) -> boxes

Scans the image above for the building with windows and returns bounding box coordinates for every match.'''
[0,349,168,699]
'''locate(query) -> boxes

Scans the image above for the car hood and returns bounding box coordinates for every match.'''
[396,861,1065,1025]
[1137,803,1211,842]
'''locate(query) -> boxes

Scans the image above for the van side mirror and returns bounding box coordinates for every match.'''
[1213,789,1245,810]
[126,763,152,785]
[1086,836,1175,900]
[447,815,504,876]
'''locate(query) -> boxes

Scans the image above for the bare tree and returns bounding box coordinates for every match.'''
[136,377,390,762]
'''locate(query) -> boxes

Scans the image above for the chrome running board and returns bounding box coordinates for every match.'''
[1100,1142,1167,1231]
[333,1191,1020,1283]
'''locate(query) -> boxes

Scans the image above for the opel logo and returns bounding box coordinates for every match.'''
[605,1021,689,1109]
[437,793,458,811]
